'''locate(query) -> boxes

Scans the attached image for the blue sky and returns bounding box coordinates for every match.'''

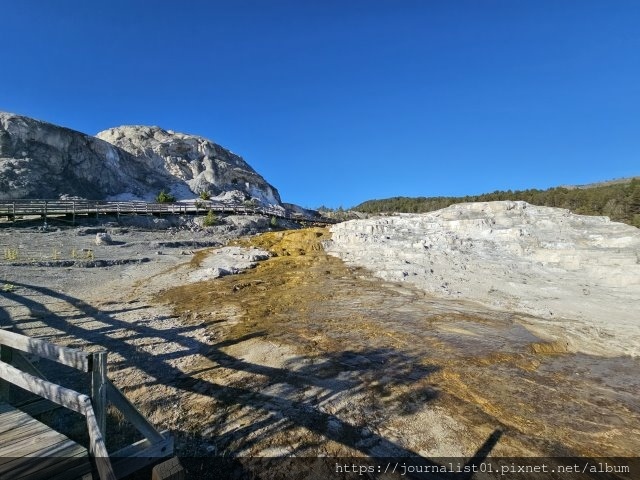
[1,1,639,208]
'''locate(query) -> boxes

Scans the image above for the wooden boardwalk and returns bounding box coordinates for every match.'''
[0,199,335,224]
[0,402,91,480]
[0,328,177,480]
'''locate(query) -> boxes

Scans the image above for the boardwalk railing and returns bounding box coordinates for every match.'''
[0,328,174,480]
[0,199,336,224]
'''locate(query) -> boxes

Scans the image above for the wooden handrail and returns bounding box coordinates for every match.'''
[0,328,91,371]
[0,331,173,479]
[0,359,89,414]
[0,360,117,480]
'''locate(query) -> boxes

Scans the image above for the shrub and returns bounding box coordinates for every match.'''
[199,191,211,200]
[203,210,217,227]
[3,248,18,261]
[270,216,278,228]
[156,190,176,203]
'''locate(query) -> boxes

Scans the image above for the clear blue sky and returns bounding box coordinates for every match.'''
[1,1,638,208]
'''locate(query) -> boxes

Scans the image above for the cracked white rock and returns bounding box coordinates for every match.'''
[187,246,271,283]
[325,201,640,357]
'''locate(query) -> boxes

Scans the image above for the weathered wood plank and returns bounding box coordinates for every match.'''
[10,451,91,480]
[0,360,89,414]
[0,428,69,458]
[50,465,95,480]
[0,402,90,480]
[0,427,46,447]
[106,380,164,443]
[0,403,48,436]
[0,330,90,371]
[111,430,173,458]
[15,397,61,416]
[90,351,107,438]
[0,417,51,444]
[84,398,117,480]
[45,453,95,480]
[1,446,89,480]
[0,409,31,429]
[23,438,87,458]
[111,431,173,479]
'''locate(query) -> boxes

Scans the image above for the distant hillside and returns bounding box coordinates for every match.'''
[560,177,638,190]
[354,177,640,228]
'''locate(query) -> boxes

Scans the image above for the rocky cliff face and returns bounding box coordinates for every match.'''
[0,112,281,205]
[96,126,281,205]
[325,201,640,357]
[0,112,163,200]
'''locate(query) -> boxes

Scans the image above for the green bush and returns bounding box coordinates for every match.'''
[203,210,217,227]
[270,216,278,228]
[199,191,211,200]
[156,190,176,203]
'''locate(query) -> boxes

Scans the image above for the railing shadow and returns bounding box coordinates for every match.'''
[1,281,503,479]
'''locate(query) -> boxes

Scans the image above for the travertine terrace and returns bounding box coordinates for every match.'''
[325,201,640,357]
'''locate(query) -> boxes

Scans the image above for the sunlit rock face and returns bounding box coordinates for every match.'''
[0,111,281,206]
[325,201,640,357]
[0,111,167,200]
[96,126,281,205]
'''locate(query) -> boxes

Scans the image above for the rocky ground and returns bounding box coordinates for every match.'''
[0,206,639,479]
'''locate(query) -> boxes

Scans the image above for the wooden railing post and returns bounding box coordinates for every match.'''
[84,397,117,480]
[0,344,12,401]
[91,351,108,438]
[0,326,13,402]
[0,331,171,479]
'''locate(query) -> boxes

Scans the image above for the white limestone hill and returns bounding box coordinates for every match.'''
[0,111,281,206]
[325,201,640,357]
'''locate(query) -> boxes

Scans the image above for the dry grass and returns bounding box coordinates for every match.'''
[3,247,19,261]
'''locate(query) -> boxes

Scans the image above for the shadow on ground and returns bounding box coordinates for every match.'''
[0,281,503,479]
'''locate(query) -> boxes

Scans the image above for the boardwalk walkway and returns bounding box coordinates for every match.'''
[0,401,91,480]
[0,200,335,224]
[0,328,176,480]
